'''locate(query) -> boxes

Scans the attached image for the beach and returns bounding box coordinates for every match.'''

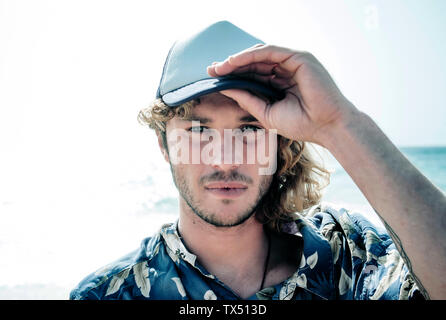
[0,146,445,299]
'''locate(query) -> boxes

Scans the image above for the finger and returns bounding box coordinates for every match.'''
[227,67,296,90]
[208,62,277,78]
[210,45,300,76]
[233,72,295,91]
[229,62,278,76]
[236,73,276,85]
[231,65,295,82]
[219,89,271,128]
[269,76,297,90]
[207,64,219,77]
[272,64,295,79]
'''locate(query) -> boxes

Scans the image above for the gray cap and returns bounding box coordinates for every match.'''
[156,21,285,107]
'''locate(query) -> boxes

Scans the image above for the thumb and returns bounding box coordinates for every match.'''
[220,89,271,128]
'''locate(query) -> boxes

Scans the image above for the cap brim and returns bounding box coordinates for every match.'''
[161,77,285,107]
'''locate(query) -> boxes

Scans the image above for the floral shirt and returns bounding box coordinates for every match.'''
[69,202,425,300]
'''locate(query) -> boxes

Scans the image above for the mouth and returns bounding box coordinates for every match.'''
[204,182,248,199]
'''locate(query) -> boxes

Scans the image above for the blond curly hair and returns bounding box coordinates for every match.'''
[138,97,330,230]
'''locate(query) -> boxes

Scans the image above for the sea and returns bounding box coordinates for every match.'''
[0,146,445,299]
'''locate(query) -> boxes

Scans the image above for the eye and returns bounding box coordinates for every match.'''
[240,125,262,133]
[188,126,209,133]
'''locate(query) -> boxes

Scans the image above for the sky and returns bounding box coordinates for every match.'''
[0,0,445,297]
[1,0,445,216]
[1,0,445,196]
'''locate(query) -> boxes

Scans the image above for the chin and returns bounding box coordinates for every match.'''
[199,204,257,228]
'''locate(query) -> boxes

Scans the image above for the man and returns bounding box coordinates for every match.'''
[70,21,446,300]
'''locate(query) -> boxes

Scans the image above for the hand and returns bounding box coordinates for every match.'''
[207,44,358,146]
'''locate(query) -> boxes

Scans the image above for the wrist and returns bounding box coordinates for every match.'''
[314,101,366,152]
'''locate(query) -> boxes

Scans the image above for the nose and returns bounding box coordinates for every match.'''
[211,161,240,172]
[209,129,242,171]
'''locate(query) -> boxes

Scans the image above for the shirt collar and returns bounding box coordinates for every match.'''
[160,221,216,280]
[159,216,336,300]
[279,213,336,300]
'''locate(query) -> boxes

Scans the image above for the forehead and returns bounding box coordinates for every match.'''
[193,92,249,116]
[189,92,254,121]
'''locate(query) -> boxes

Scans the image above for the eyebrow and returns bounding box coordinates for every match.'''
[179,114,260,124]
[179,115,212,124]
[239,115,259,123]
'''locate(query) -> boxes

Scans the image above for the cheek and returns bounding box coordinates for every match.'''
[167,130,212,165]
[166,129,194,165]
[249,133,278,176]
[172,162,205,190]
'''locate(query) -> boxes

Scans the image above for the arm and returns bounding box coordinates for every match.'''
[208,44,446,299]
[322,105,446,299]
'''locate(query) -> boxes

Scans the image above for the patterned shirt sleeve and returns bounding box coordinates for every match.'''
[305,203,427,300]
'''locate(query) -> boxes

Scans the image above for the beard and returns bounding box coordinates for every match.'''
[169,163,273,228]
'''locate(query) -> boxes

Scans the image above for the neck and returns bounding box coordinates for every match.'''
[177,198,269,297]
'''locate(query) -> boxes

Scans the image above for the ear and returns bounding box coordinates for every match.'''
[156,130,170,163]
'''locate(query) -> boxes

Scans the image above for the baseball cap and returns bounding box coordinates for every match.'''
[156,20,285,107]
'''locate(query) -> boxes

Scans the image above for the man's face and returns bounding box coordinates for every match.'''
[162,93,277,228]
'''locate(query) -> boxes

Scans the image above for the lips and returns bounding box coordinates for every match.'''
[204,181,248,199]
[204,182,248,189]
